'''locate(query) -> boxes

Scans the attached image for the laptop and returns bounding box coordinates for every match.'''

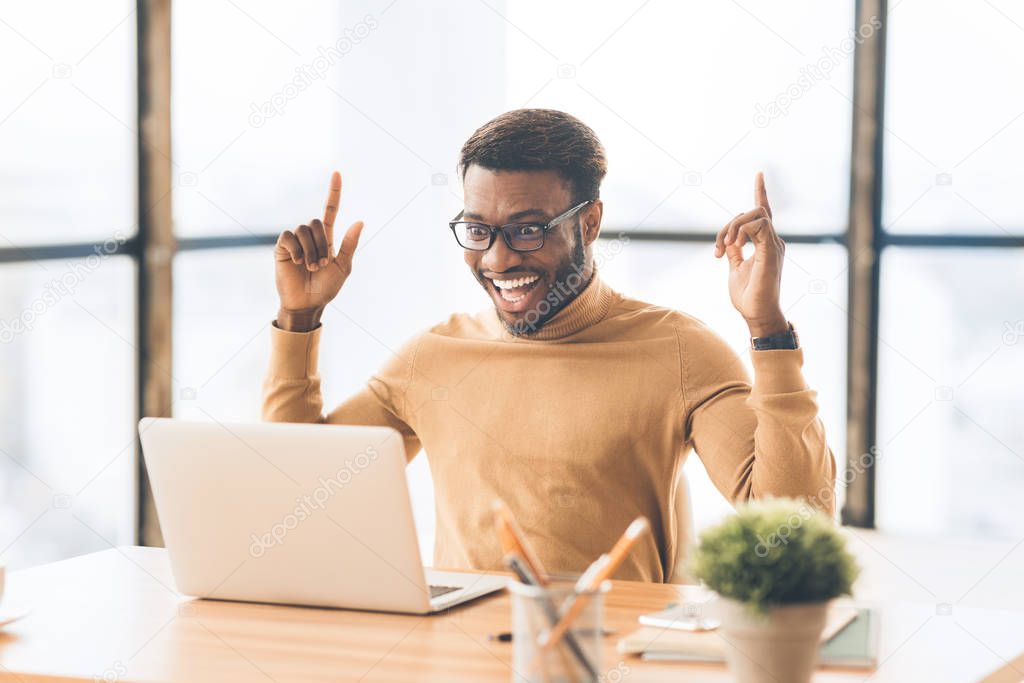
[138,417,506,614]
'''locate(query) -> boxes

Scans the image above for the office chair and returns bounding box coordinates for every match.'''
[669,467,697,584]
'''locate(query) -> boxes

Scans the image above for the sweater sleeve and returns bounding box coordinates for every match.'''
[261,322,423,461]
[679,320,837,516]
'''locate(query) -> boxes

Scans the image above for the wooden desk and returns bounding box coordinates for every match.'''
[1,541,1023,682]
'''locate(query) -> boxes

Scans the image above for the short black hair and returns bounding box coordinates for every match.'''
[458,109,608,203]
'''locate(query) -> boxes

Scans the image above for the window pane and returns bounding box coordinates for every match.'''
[172,246,441,559]
[175,238,847,547]
[884,0,1024,234]
[0,1,136,246]
[172,248,277,422]
[505,1,854,233]
[877,248,1024,538]
[599,240,849,530]
[0,256,135,569]
[171,1,451,239]
[172,1,851,239]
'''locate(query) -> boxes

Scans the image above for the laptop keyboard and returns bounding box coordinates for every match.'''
[429,584,460,599]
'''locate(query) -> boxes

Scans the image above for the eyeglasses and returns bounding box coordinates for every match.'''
[449,199,594,252]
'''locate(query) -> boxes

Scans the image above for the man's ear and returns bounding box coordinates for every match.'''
[581,200,603,245]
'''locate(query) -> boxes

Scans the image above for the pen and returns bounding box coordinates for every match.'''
[504,553,599,681]
[488,628,615,642]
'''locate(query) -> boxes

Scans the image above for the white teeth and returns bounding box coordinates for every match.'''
[492,275,540,290]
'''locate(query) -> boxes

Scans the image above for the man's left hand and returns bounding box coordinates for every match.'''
[714,172,789,338]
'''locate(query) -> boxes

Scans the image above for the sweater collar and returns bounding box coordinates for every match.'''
[498,272,616,341]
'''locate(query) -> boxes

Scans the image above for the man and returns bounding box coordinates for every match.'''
[263,109,835,583]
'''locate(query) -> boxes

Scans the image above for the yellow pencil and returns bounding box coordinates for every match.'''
[492,499,550,584]
[539,517,650,652]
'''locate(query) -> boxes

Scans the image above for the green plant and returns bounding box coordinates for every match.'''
[690,498,859,614]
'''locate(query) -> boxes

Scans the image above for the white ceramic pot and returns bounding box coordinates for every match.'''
[714,597,830,683]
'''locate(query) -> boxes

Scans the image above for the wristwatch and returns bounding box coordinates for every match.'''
[751,322,799,350]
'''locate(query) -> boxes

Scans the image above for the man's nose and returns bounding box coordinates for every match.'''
[481,234,524,273]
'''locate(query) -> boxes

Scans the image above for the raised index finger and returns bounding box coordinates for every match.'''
[323,170,342,247]
[754,171,772,219]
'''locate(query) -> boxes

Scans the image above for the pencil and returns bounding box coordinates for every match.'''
[539,517,650,652]
[492,499,549,584]
[493,500,584,678]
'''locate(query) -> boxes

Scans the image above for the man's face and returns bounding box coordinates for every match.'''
[460,165,600,334]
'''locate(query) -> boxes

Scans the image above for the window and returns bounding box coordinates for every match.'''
[503,0,854,530]
[0,1,136,568]
[168,0,469,557]
[2,1,1018,568]
[875,0,1024,538]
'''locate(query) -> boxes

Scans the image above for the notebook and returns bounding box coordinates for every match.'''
[619,605,878,669]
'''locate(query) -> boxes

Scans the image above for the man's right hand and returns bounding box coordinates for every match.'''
[274,171,364,332]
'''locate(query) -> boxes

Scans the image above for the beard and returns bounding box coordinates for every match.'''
[498,223,590,337]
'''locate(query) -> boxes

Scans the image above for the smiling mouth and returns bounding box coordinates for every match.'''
[489,274,542,304]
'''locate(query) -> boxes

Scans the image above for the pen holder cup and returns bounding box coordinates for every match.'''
[508,578,610,683]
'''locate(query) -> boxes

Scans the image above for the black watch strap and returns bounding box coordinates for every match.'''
[751,322,799,350]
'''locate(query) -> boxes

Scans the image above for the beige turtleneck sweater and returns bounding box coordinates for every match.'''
[262,276,836,582]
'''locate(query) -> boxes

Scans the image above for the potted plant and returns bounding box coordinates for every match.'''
[690,498,859,683]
